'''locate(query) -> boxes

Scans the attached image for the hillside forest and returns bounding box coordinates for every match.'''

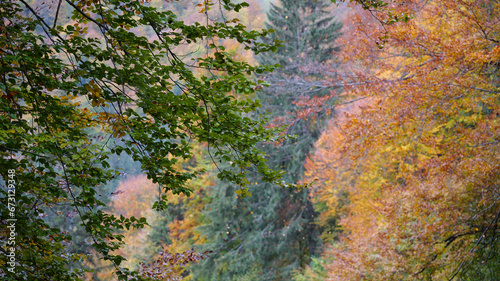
[1,0,500,280]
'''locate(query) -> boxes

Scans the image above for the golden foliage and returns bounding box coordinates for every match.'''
[306,0,500,280]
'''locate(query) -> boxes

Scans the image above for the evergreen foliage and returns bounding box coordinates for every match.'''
[192,0,342,279]
[260,0,342,71]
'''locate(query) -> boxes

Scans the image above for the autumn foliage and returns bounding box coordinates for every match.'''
[108,144,213,278]
[305,0,500,280]
[138,249,211,281]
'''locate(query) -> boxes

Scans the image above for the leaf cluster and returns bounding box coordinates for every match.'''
[0,0,287,279]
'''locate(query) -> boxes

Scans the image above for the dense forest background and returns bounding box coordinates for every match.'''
[2,0,500,280]
[84,0,345,279]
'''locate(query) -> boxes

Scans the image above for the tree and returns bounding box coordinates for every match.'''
[304,0,500,280]
[146,142,215,278]
[0,0,287,279]
[260,0,343,110]
[261,0,342,69]
[191,0,343,279]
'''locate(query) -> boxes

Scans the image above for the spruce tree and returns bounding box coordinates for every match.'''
[260,0,342,71]
[192,0,342,280]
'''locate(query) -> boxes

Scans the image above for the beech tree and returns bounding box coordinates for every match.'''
[0,0,290,279]
[304,0,500,280]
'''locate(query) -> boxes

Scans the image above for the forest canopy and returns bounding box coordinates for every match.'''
[302,0,500,280]
[0,0,288,279]
[2,0,500,280]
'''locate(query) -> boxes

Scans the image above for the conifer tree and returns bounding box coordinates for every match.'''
[260,0,342,71]
[192,0,342,280]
